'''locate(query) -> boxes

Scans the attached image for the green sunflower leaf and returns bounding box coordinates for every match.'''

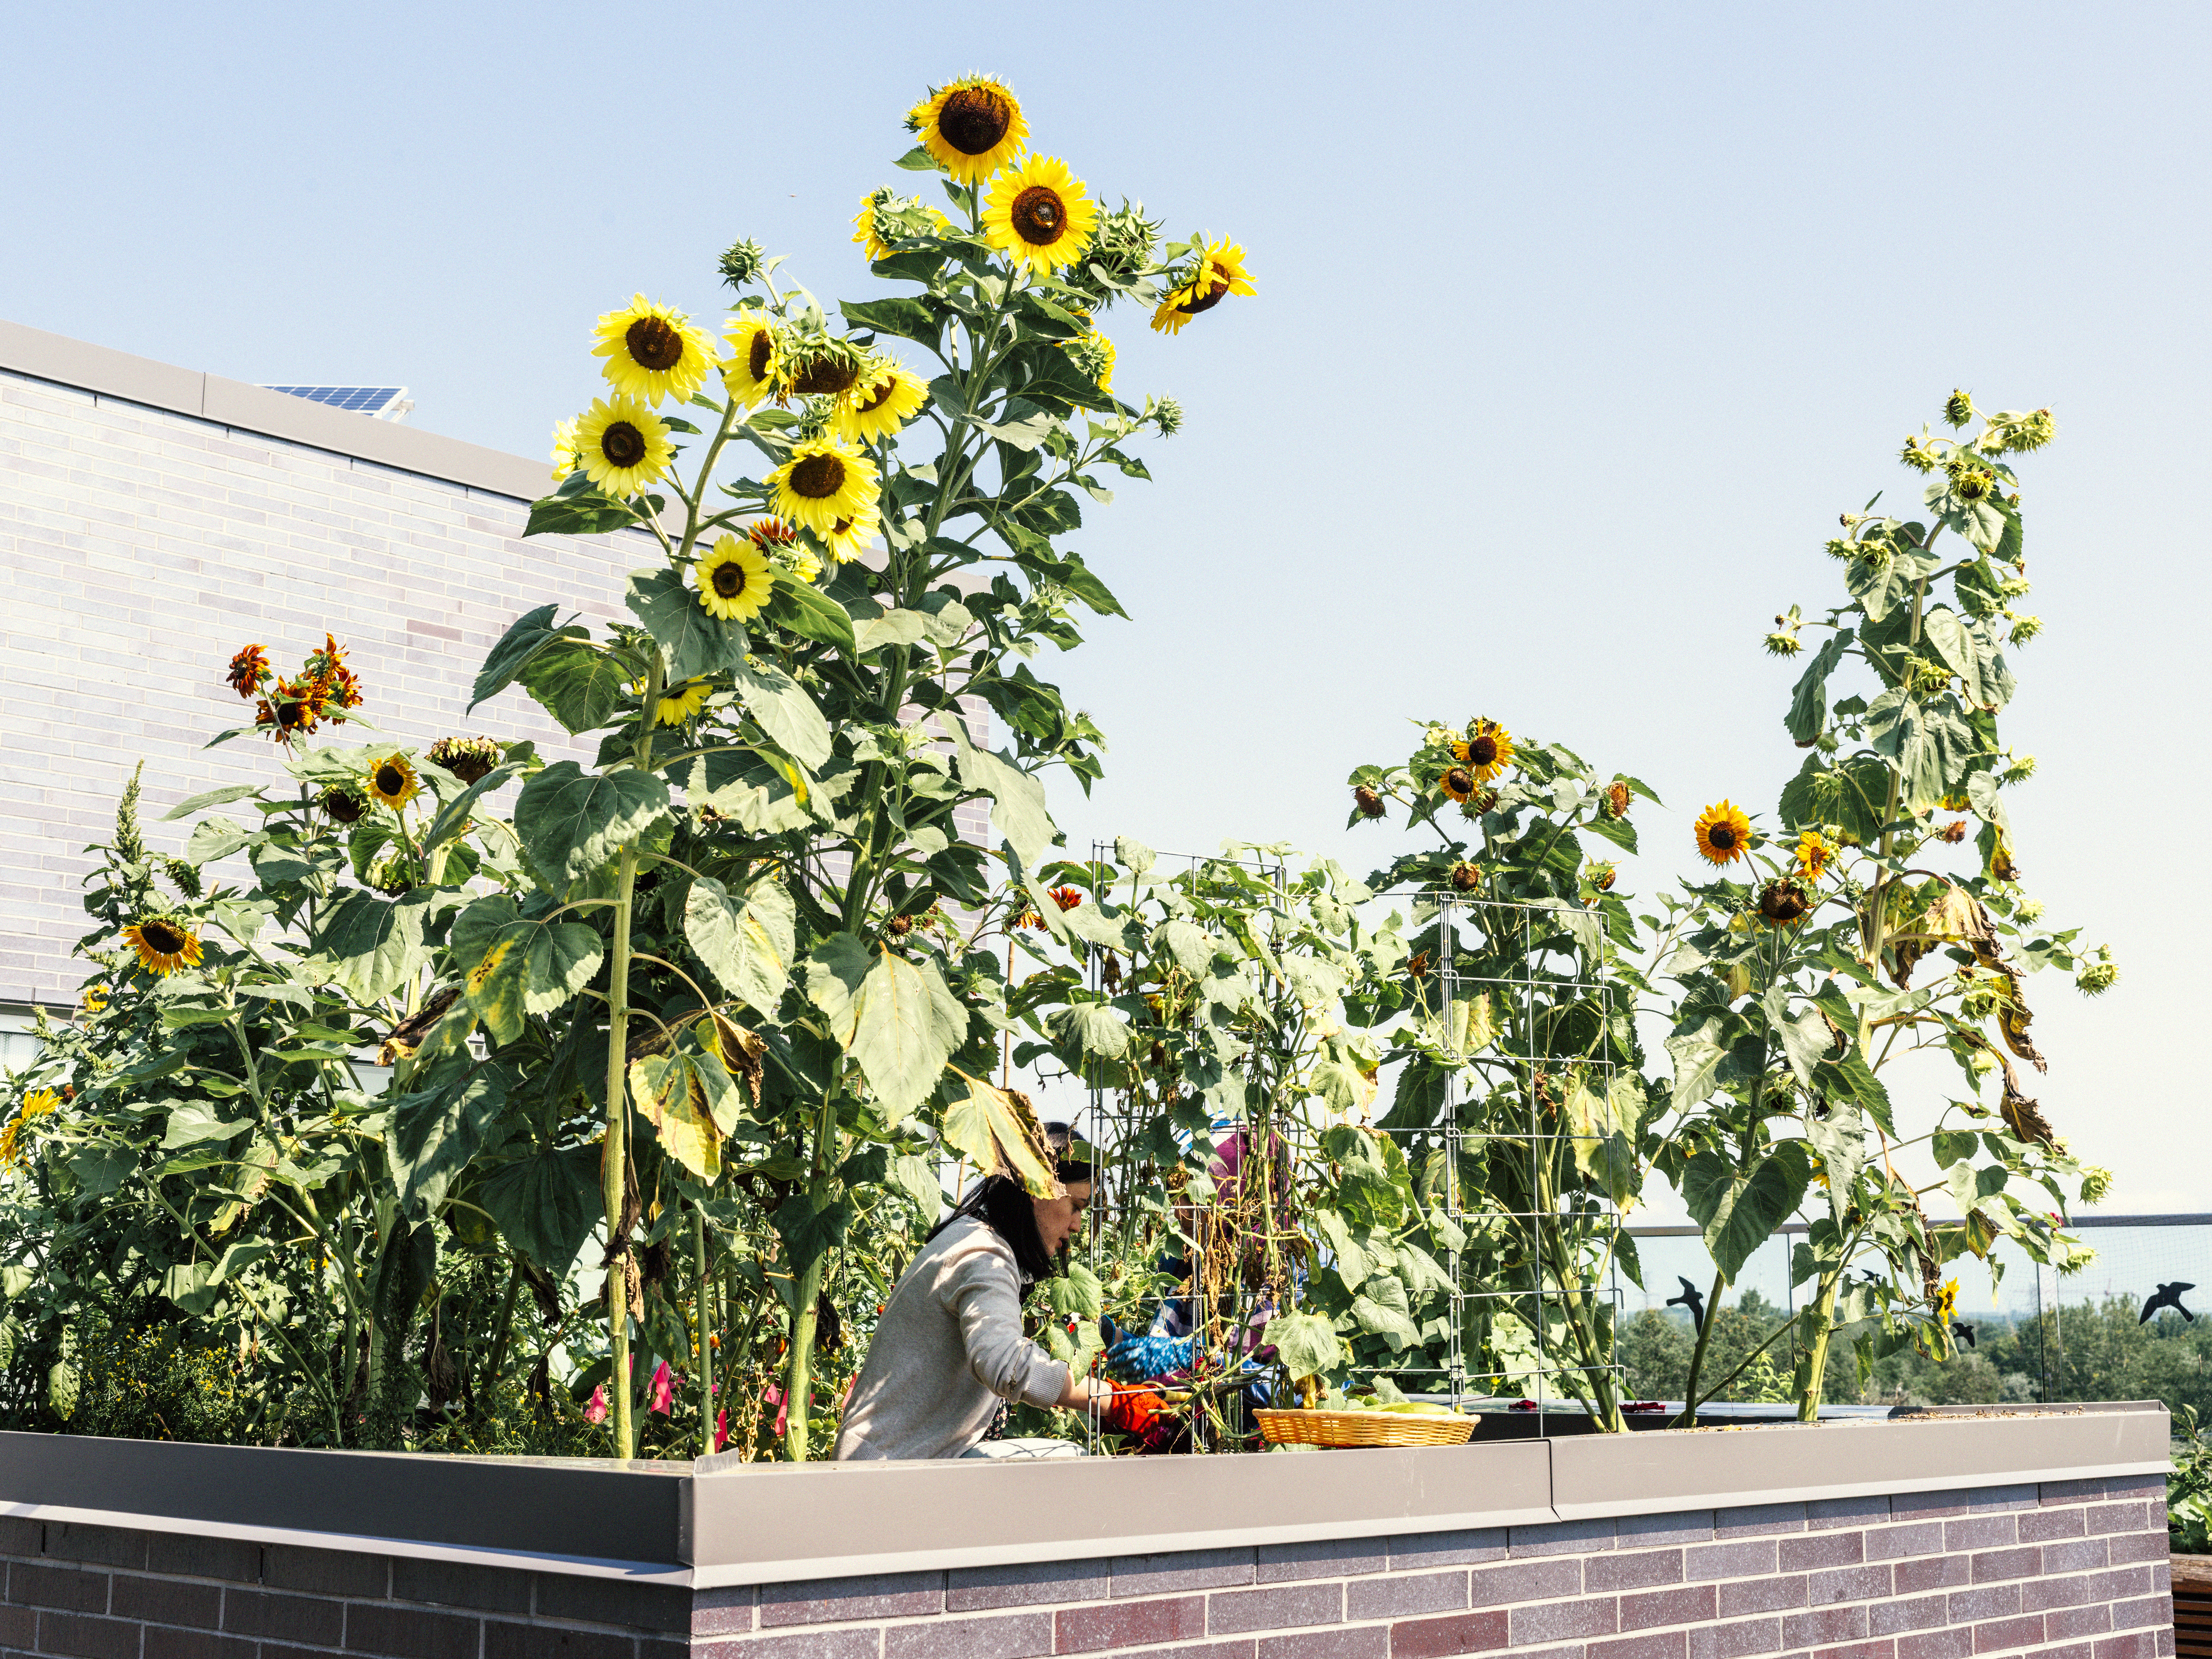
[683,874,796,1019]
[806,938,969,1127]
[318,888,432,1002]
[524,486,640,539]
[1684,1142,1812,1283]
[476,1144,600,1274]
[513,762,671,887]
[946,715,1057,872]
[387,1057,516,1221]
[1786,629,1854,743]
[449,895,605,1044]
[762,573,857,654]
[161,785,265,821]
[892,145,937,172]
[626,567,747,682]
[731,659,832,770]
[839,296,944,347]
[519,640,632,734]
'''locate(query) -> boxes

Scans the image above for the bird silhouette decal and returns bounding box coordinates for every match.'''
[2140,1283,2196,1325]
[1951,1322,1976,1350]
[1666,1276,1706,1334]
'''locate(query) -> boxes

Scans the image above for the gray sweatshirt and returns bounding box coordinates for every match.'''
[834,1217,1072,1461]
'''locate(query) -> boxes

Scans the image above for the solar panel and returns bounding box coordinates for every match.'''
[262,386,414,421]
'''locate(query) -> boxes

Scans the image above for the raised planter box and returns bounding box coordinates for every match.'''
[0,1404,2173,1658]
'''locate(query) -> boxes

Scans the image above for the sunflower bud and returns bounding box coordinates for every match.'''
[1937,821,1968,844]
[1989,407,2056,453]
[718,238,767,290]
[1587,861,1617,892]
[2004,754,2037,784]
[1823,537,1857,560]
[1838,512,1864,529]
[2075,945,2118,997]
[1901,436,1938,473]
[1353,785,1386,819]
[2078,1164,2114,1205]
[163,858,202,900]
[2016,898,2044,923]
[322,786,366,823]
[2008,613,2044,645]
[1449,861,1482,893]
[1764,629,1802,658]
[1152,396,1184,437]
[1943,389,1975,428]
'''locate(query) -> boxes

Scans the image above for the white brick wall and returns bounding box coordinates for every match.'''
[0,367,647,1007]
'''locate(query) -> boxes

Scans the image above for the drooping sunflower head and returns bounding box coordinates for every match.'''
[1453,719,1515,785]
[721,311,781,408]
[1353,785,1386,819]
[821,506,881,566]
[1059,200,1163,310]
[1601,780,1632,821]
[321,785,366,823]
[1587,861,1618,893]
[908,75,1028,184]
[225,644,269,699]
[1693,800,1753,866]
[125,916,203,977]
[1063,330,1115,392]
[833,358,929,445]
[777,332,869,401]
[982,154,1099,275]
[1757,877,1813,927]
[367,753,421,810]
[574,395,676,497]
[427,735,503,785]
[1150,237,1256,335]
[696,535,774,622]
[1448,861,1483,894]
[592,295,718,406]
[1793,828,1839,881]
[1047,885,1085,912]
[766,436,881,536]
[655,679,711,727]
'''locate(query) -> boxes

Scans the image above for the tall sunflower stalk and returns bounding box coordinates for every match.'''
[1658,394,2110,1422]
[468,74,1252,1459]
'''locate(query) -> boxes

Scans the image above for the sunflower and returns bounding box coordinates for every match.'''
[591,295,718,406]
[654,679,711,727]
[1794,829,1840,881]
[982,155,1099,275]
[1934,1277,1959,1324]
[1453,719,1515,785]
[834,359,929,445]
[22,1089,59,1121]
[80,984,108,1016]
[551,416,580,482]
[722,311,780,408]
[821,506,880,565]
[766,436,880,536]
[125,916,203,976]
[852,189,950,262]
[1063,330,1115,392]
[225,644,268,699]
[1150,237,1256,335]
[696,535,773,621]
[367,753,421,810]
[1693,800,1753,866]
[1440,767,1476,804]
[574,395,675,497]
[909,75,1028,184]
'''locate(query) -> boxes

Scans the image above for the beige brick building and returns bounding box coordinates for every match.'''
[1,320,888,1048]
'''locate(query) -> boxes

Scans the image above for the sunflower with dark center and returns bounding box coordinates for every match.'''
[574,394,674,497]
[1757,877,1813,927]
[1693,800,1752,866]
[835,359,928,445]
[592,295,716,406]
[766,436,880,536]
[321,786,366,824]
[1793,828,1839,881]
[1353,785,1385,818]
[982,155,1099,275]
[367,753,421,811]
[427,735,502,785]
[822,505,880,566]
[225,643,268,699]
[1149,238,1256,335]
[909,75,1029,183]
[721,311,780,408]
[696,535,773,621]
[1449,861,1483,893]
[125,917,203,976]
[1453,718,1515,784]
[1440,767,1476,803]
[885,912,914,938]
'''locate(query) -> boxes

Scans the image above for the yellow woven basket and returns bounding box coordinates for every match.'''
[1252,1407,1477,1449]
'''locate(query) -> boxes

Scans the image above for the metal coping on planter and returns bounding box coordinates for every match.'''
[0,1407,2171,1590]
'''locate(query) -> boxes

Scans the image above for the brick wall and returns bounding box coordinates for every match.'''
[0,1474,2170,1659]
[0,367,990,1010]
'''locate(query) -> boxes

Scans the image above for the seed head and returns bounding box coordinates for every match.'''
[1448,861,1482,893]
[1943,389,1975,428]
[1765,628,1802,658]
[2076,945,2119,997]
[1352,785,1386,819]
[1937,820,1967,844]
[1901,435,1939,473]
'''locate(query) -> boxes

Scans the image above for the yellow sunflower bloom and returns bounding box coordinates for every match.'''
[721,311,780,409]
[550,417,580,483]
[654,679,711,727]
[788,546,822,584]
[1794,829,1840,881]
[368,754,421,810]
[766,437,880,536]
[125,917,204,976]
[696,535,773,621]
[80,984,108,1015]
[821,506,880,566]
[591,294,718,406]
[1150,237,1257,335]
[1064,330,1115,392]
[1934,1277,1959,1324]
[1453,719,1515,785]
[834,360,929,445]
[909,75,1028,184]
[574,395,675,497]
[982,155,1099,275]
[1440,767,1476,804]
[22,1089,60,1120]
[1693,800,1753,866]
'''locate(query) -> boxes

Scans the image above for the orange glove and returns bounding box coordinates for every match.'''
[1101,1381,1171,1437]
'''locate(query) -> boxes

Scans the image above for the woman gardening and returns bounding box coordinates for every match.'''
[835,1126,1165,1459]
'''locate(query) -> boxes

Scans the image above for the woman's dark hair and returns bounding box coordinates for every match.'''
[927,1122,1093,1295]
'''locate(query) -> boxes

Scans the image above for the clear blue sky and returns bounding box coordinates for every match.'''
[8,2,2206,1215]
